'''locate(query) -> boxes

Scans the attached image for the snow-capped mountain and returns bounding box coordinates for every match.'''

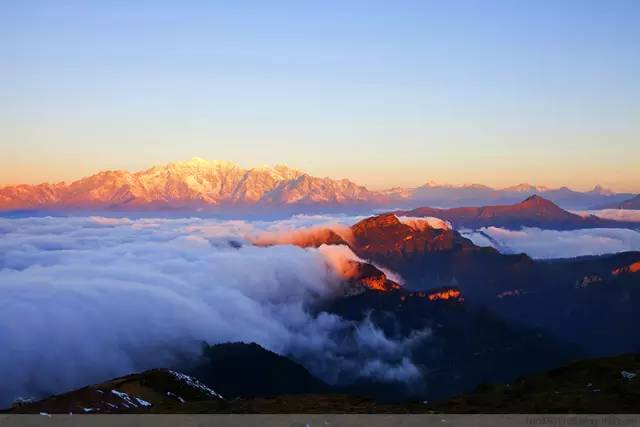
[0,157,635,213]
[0,157,382,213]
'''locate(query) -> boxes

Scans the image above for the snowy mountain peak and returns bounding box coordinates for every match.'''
[0,158,380,211]
[164,157,241,170]
[506,183,550,193]
[590,185,614,196]
[0,159,633,213]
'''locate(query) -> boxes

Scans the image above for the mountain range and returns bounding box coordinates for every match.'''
[0,158,637,215]
[288,213,640,355]
[0,158,381,214]
[387,182,637,211]
[396,195,640,230]
[601,194,640,210]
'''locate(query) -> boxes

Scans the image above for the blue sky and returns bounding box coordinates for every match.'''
[1,0,639,191]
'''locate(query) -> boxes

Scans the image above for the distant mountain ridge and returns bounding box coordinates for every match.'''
[599,194,640,210]
[395,195,638,230]
[0,158,635,213]
[394,182,635,210]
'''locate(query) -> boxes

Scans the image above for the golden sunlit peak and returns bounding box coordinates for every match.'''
[188,156,209,163]
[173,157,240,169]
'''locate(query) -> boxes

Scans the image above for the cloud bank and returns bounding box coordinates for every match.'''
[461,226,640,259]
[0,216,425,406]
[576,209,640,223]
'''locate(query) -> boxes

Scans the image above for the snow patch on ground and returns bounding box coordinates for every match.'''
[166,392,186,403]
[111,390,138,408]
[135,397,152,407]
[169,370,223,399]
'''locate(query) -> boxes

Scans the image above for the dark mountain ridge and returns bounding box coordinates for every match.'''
[395,195,638,230]
[341,213,538,298]
[294,213,640,356]
[186,342,329,398]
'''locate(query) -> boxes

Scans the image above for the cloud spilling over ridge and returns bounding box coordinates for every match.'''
[184,213,361,241]
[188,213,406,284]
[315,244,364,279]
[0,216,426,406]
[461,226,640,259]
[398,216,452,231]
[251,224,354,247]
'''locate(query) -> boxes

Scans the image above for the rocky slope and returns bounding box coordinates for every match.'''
[430,353,640,413]
[5,369,222,414]
[9,352,639,414]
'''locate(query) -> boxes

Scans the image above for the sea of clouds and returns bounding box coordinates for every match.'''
[0,215,426,407]
[461,226,640,259]
[2,211,639,405]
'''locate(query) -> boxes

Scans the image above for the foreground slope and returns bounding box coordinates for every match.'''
[431,353,640,413]
[4,343,328,414]
[5,369,222,414]
[7,352,639,414]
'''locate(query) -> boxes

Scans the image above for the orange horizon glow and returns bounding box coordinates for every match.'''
[3,2,639,195]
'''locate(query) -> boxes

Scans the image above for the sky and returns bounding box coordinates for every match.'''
[1,0,639,191]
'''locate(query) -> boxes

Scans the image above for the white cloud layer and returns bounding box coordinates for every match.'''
[0,215,425,406]
[461,226,640,259]
[576,209,640,223]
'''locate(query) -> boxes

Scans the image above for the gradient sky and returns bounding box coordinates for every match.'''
[1,0,639,191]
